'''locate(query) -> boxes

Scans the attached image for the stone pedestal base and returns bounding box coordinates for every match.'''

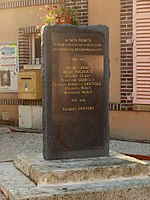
[0,152,149,200]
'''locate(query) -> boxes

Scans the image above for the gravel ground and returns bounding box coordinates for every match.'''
[0,126,150,162]
[110,140,150,156]
[0,127,43,162]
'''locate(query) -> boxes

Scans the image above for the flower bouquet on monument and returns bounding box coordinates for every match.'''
[42,5,80,26]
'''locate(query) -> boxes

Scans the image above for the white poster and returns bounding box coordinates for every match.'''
[0,42,18,92]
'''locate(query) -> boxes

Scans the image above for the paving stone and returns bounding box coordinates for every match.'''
[0,162,35,200]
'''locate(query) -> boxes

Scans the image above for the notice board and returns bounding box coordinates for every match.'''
[0,42,18,92]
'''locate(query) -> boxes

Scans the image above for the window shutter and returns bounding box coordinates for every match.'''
[133,0,150,104]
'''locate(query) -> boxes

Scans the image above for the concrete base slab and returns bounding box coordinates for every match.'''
[0,153,150,200]
[14,152,149,186]
[0,162,150,200]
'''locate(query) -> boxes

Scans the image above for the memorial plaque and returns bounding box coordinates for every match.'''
[42,25,109,160]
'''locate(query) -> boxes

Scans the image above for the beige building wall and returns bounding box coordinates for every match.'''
[0,5,48,124]
[0,5,49,42]
[0,105,18,125]
[1,0,20,1]
[0,93,18,125]
[88,0,121,103]
[110,111,150,140]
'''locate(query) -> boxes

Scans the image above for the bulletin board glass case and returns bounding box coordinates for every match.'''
[0,42,18,92]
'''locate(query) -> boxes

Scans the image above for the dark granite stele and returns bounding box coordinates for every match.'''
[42,25,110,160]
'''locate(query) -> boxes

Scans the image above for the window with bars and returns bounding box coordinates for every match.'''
[30,33,41,65]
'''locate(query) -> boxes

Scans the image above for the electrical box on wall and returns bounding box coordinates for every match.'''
[18,71,42,100]
[19,105,42,129]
